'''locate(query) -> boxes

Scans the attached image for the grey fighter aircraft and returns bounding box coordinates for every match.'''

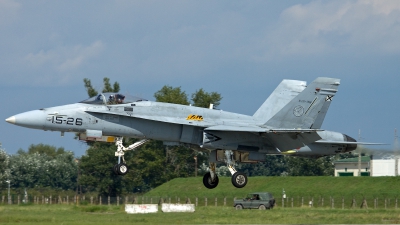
[5,77,378,189]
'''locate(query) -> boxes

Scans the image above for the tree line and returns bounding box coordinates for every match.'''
[0,78,356,196]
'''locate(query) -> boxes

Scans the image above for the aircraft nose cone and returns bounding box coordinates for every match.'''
[5,110,46,129]
[5,116,16,124]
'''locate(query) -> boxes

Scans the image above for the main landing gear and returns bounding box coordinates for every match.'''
[203,163,219,189]
[113,137,148,175]
[203,150,248,189]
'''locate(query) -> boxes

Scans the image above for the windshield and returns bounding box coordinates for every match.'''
[246,194,261,200]
[80,93,147,105]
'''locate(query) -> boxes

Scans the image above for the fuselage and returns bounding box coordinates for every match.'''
[6,97,356,157]
[5,79,368,189]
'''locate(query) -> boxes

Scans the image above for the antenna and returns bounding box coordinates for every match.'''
[395,129,399,176]
[358,129,362,176]
[395,128,399,152]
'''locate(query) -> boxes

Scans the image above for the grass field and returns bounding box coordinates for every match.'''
[1,204,400,224]
[143,176,400,213]
[2,176,400,224]
[146,176,400,202]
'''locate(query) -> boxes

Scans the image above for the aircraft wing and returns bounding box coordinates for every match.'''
[85,108,214,127]
[204,125,266,132]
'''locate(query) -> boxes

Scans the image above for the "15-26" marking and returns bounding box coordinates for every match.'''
[51,116,83,126]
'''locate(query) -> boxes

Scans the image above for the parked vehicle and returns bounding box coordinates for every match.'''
[234,192,275,210]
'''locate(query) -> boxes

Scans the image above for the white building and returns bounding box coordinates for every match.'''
[371,158,400,176]
[334,156,371,176]
[334,155,400,177]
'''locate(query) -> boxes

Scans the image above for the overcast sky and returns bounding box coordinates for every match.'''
[1,0,399,156]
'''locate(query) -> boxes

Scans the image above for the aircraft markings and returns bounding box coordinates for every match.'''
[51,116,83,126]
[186,114,203,121]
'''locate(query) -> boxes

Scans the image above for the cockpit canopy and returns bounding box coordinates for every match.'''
[80,93,147,105]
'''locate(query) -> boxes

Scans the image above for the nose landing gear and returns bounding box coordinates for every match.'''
[113,137,148,176]
[113,163,129,175]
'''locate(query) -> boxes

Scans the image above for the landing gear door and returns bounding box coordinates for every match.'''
[180,125,202,145]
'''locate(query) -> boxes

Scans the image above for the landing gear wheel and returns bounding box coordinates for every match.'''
[235,204,243,210]
[231,172,247,188]
[258,205,266,210]
[116,163,129,175]
[113,164,119,175]
[203,172,219,189]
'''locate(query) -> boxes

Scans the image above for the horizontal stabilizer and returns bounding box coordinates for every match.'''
[263,131,322,151]
[316,140,387,145]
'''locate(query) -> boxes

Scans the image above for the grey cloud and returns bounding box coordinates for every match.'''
[2,1,400,87]
[22,40,104,85]
[0,0,20,26]
[261,0,400,58]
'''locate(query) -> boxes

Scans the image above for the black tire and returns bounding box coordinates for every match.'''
[231,172,247,188]
[113,164,119,175]
[117,163,129,175]
[202,172,219,189]
[235,204,243,210]
[258,204,266,210]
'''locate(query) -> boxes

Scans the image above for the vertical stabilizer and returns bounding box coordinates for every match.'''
[264,77,340,129]
[310,96,332,129]
[253,80,306,123]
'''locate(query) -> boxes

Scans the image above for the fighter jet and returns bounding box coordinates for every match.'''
[5,77,379,189]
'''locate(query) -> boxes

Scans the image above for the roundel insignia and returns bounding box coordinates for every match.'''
[293,105,304,117]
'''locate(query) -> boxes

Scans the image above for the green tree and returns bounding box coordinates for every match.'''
[83,77,120,98]
[191,88,222,108]
[102,77,120,93]
[78,142,125,196]
[27,144,65,158]
[286,156,334,176]
[83,78,98,97]
[0,144,10,186]
[238,155,289,176]
[154,86,189,105]
[125,140,170,192]
[9,148,77,190]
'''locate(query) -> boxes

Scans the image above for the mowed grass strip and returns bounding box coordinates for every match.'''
[1,204,400,224]
[146,176,400,201]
